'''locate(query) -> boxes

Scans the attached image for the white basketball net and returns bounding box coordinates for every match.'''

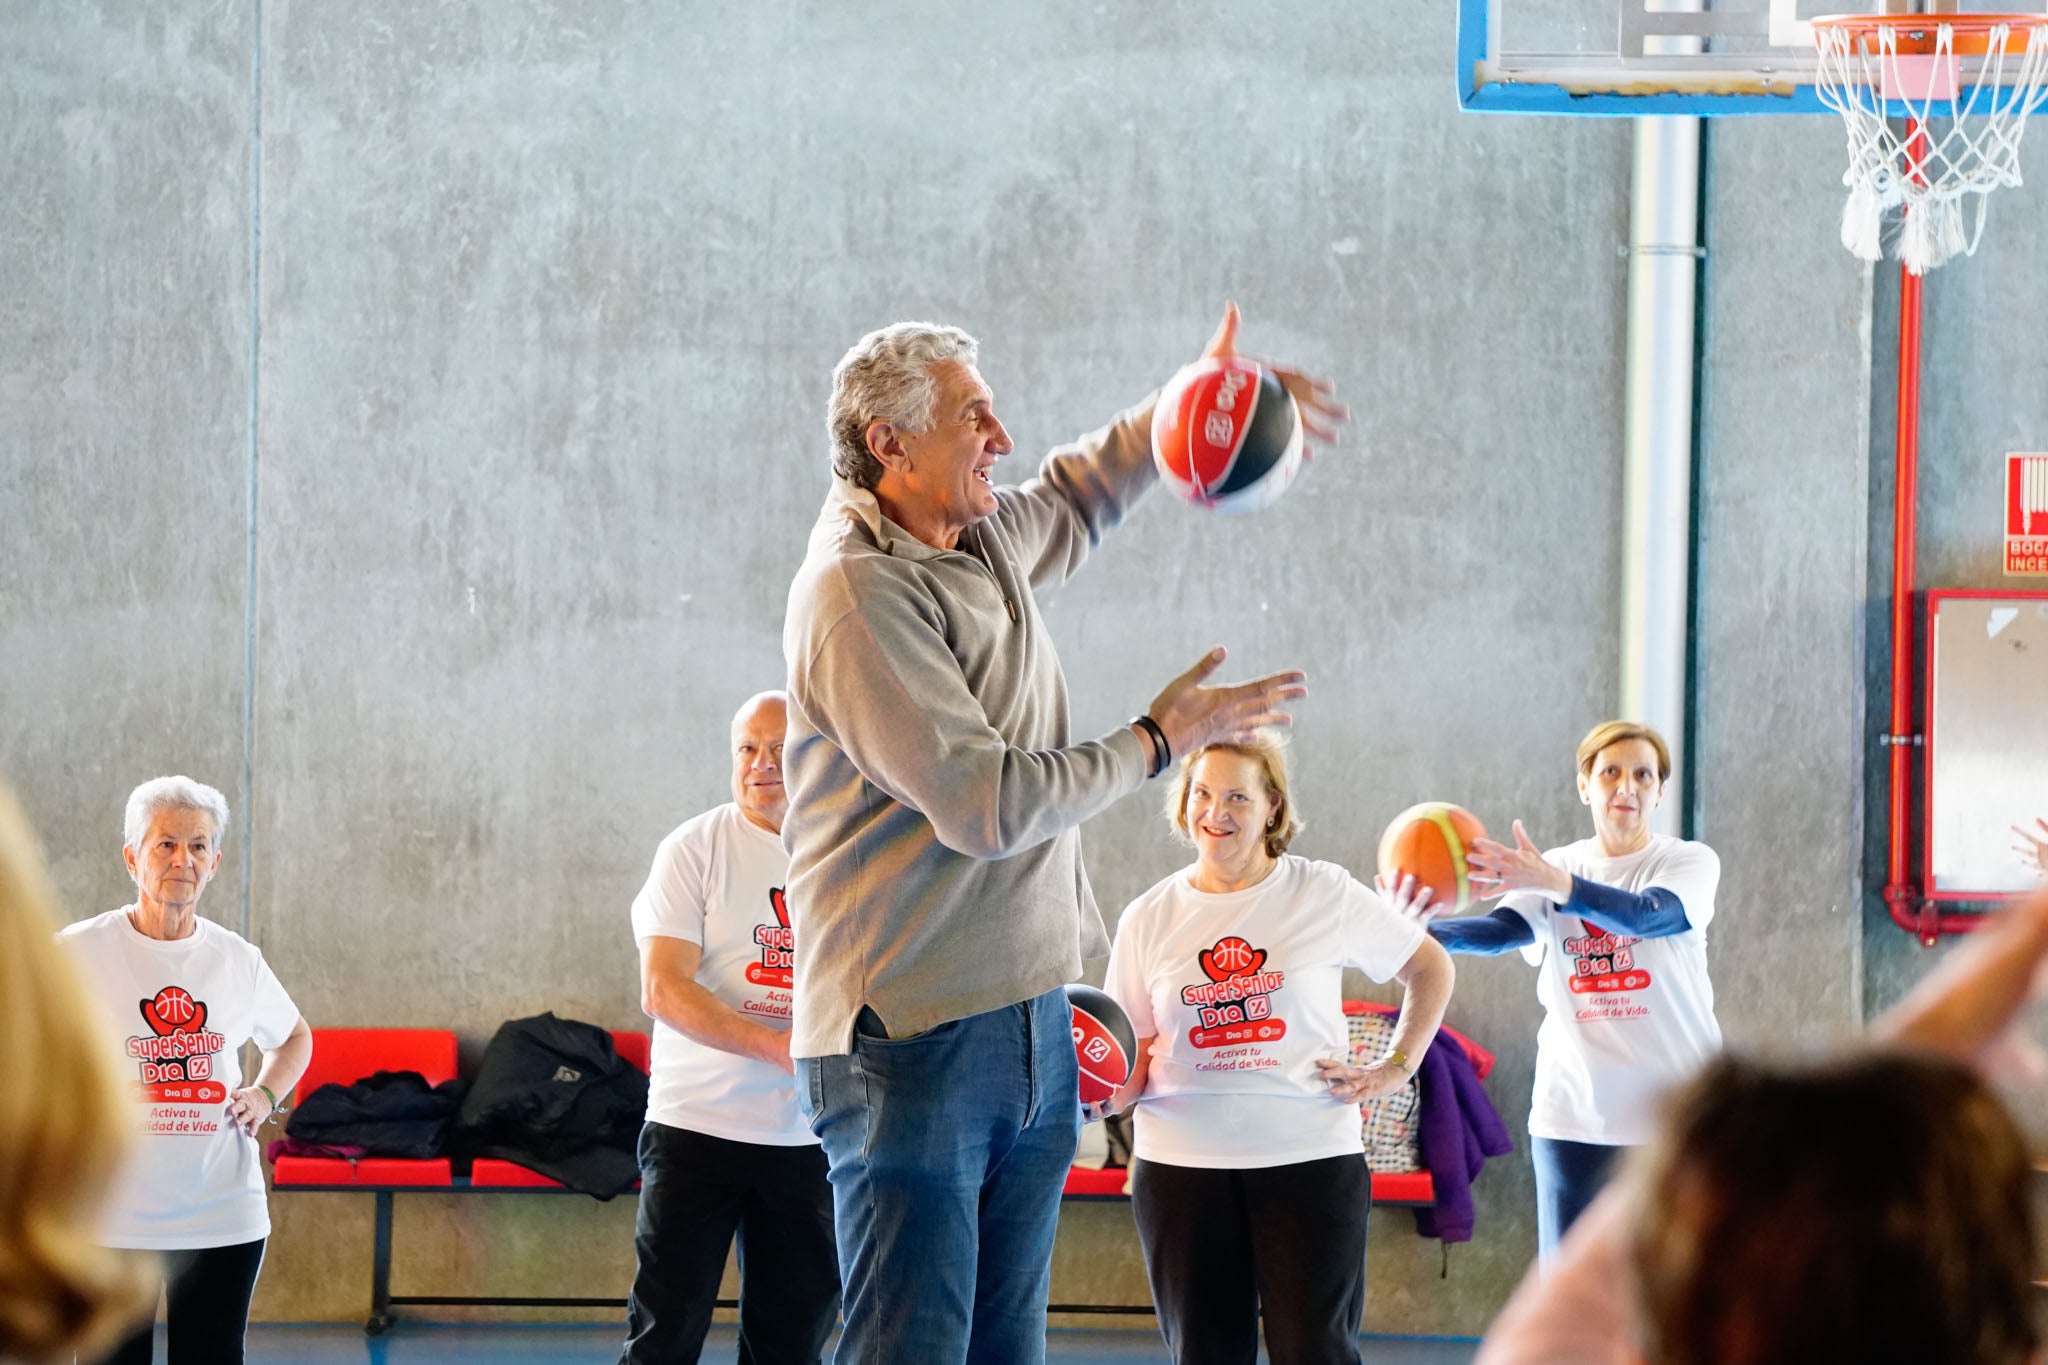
[1813,16,2048,273]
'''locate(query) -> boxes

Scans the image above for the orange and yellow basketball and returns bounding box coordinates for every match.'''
[1376,803,1488,915]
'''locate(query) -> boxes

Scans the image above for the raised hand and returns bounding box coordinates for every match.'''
[2012,817,2048,877]
[1467,820,1571,901]
[1375,871,1439,925]
[1146,646,1308,763]
[1195,301,1348,460]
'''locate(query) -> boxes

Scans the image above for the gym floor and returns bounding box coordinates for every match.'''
[231,1323,1481,1362]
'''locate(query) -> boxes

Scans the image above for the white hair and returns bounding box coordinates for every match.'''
[122,776,229,852]
[827,322,980,490]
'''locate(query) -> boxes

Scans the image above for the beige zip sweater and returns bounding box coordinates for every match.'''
[782,398,1159,1058]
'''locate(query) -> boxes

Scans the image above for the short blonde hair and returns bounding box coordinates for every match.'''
[1166,733,1304,859]
[0,784,153,1360]
[1576,720,1672,783]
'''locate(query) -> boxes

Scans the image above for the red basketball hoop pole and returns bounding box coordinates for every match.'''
[1884,191,1931,943]
[1882,118,1977,945]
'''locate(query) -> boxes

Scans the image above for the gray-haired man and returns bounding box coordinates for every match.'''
[781,306,1344,1363]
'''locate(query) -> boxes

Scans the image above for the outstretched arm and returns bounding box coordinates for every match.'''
[1430,908,1540,956]
[1561,879,1691,940]
[1377,872,1537,956]
[1873,880,2048,1065]
[998,304,1349,589]
[1469,821,1713,940]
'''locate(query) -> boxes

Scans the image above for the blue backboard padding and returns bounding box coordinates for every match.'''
[1460,82,1833,116]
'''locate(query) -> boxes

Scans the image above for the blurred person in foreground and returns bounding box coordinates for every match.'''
[0,782,151,1362]
[1475,874,2048,1365]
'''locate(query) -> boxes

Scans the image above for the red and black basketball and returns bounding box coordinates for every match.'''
[1151,357,1304,514]
[1066,984,1136,1106]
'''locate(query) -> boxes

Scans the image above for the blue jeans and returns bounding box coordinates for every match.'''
[798,987,1080,1365]
[1531,1136,1624,1259]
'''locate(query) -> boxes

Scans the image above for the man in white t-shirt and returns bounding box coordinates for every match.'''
[618,692,839,1365]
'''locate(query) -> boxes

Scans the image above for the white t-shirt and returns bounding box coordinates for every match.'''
[1106,855,1427,1169]
[1502,834,1722,1146]
[58,908,302,1250]
[631,803,813,1146]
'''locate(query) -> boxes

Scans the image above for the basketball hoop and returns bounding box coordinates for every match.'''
[1812,12,2048,273]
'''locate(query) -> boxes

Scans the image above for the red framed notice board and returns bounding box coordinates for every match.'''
[1924,590,2048,900]
[2009,453,2048,576]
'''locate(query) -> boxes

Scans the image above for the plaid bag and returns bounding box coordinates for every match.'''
[1346,1009,1422,1174]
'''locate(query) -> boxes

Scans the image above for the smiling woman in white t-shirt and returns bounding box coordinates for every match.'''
[57,776,311,1365]
[1103,735,1455,1365]
[1394,720,1722,1261]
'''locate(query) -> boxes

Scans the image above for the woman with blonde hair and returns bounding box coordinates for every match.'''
[1391,720,1722,1256]
[1102,733,1455,1365]
[0,783,151,1362]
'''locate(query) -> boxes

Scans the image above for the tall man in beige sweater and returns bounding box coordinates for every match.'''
[781,306,1345,1363]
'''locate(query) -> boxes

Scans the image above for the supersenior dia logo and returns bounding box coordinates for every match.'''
[129,985,229,1097]
[747,886,794,988]
[1182,936,1289,1048]
[1562,930,1653,995]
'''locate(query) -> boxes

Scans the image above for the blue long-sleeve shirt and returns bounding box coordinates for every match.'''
[1428,876,1692,955]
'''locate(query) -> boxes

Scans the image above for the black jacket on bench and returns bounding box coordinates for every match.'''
[454,1012,647,1199]
[286,1070,466,1159]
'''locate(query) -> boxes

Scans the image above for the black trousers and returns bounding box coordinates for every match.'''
[1131,1153,1371,1365]
[101,1237,266,1365]
[618,1121,840,1365]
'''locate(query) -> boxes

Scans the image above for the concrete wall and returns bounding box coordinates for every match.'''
[5,0,2000,1340]
[1692,114,1873,1064]
[2,2,253,922]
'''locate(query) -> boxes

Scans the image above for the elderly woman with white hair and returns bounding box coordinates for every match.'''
[57,776,310,1365]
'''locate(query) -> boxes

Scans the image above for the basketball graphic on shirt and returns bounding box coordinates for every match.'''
[770,886,789,929]
[140,985,208,1037]
[129,984,228,1106]
[1198,936,1266,982]
[1182,938,1288,1050]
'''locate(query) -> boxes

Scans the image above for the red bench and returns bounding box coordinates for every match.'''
[272,1028,461,1193]
[272,1027,652,1334]
[279,1017,1495,1330]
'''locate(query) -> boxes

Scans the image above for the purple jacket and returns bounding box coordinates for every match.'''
[1410,1030,1514,1242]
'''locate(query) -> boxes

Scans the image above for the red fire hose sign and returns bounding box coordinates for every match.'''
[2008,453,2048,575]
